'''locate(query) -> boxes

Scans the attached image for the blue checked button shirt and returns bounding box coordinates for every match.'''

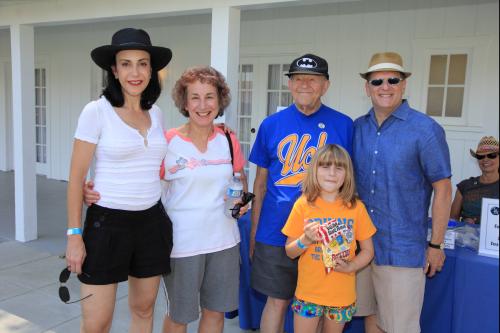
[353,100,451,268]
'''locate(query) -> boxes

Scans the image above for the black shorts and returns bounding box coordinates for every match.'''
[250,242,298,300]
[79,201,173,285]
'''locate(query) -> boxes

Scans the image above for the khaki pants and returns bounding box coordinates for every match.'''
[354,263,377,316]
[354,262,426,333]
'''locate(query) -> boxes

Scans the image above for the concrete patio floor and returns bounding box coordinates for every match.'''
[0,171,251,333]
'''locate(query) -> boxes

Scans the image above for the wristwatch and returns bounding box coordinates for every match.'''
[428,241,445,250]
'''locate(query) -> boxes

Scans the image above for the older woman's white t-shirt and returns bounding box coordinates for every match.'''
[162,127,245,257]
[74,97,167,211]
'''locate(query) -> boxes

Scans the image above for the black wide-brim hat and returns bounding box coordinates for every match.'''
[91,28,172,71]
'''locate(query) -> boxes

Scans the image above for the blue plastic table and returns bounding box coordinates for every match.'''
[422,247,499,333]
[230,213,499,333]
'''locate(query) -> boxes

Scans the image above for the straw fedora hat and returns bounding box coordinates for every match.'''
[91,28,172,71]
[469,136,499,158]
[360,52,412,79]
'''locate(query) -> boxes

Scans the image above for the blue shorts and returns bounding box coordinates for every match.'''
[291,298,357,323]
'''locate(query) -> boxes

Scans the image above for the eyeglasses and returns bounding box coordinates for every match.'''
[475,153,498,160]
[369,77,403,86]
[59,267,93,304]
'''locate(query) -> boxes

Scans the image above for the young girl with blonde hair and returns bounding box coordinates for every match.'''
[282,144,376,333]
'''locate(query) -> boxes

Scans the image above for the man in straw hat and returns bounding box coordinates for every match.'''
[450,136,499,224]
[248,53,354,333]
[352,52,452,333]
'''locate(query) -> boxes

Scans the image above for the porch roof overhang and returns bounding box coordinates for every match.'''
[0,0,359,28]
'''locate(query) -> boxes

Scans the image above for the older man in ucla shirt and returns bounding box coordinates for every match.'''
[249,53,353,333]
[352,52,452,333]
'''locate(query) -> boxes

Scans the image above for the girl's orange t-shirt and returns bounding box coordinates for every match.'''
[282,196,376,307]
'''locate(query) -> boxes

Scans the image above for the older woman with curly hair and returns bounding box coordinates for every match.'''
[161,66,248,333]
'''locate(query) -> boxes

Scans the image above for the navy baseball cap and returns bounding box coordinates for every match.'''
[285,53,329,80]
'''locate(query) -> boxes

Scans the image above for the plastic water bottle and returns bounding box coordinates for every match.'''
[225,173,243,218]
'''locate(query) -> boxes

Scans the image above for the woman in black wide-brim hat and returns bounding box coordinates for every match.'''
[65,28,173,333]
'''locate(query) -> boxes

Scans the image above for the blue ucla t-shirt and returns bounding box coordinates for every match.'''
[249,103,353,246]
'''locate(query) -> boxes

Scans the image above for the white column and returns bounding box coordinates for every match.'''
[10,24,37,242]
[210,6,241,129]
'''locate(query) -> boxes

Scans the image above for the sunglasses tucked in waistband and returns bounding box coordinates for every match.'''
[369,77,403,86]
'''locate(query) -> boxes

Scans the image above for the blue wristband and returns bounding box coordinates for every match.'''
[67,228,82,236]
[297,238,308,249]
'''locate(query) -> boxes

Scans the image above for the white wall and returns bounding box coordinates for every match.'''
[0,62,10,171]
[0,0,498,187]
[0,30,13,171]
[240,0,499,189]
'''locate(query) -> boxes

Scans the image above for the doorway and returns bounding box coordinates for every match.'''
[236,56,294,189]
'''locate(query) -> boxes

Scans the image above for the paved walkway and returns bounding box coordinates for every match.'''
[0,171,250,332]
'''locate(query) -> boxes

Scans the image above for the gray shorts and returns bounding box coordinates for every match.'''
[162,245,239,324]
[250,241,298,300]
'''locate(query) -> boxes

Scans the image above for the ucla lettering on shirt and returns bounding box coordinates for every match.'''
[276,132,328,186]
[248,103,353,247]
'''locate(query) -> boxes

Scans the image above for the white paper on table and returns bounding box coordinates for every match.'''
[478,197,499,258]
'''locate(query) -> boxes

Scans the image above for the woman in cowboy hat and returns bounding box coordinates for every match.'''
[451,136,499,224]
[65,28,173,333]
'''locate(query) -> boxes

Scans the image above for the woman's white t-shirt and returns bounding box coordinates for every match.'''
[74,97,167,211]
[162,127,245,258]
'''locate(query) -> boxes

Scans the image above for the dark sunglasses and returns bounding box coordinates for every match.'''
[229,192,255,219]
[475,153,498,160]
[369,77,403,86]
[59,267,93,304]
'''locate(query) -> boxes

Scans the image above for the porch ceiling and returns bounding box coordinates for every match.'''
[0,0,37,6]
[1,0,496,30]
[0,0,363,28]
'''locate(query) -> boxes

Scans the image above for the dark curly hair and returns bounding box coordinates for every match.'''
[172,66,231,118]
[102,61,161,110]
